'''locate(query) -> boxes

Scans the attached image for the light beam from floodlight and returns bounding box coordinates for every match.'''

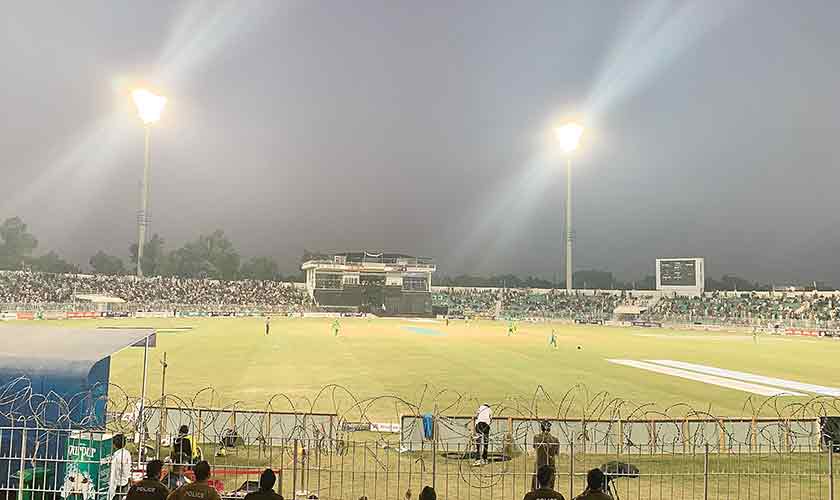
[555,122,584,292]
[131,89,167,278]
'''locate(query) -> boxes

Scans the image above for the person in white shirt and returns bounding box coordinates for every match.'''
[474,403,492,466]
[109,434,133,500]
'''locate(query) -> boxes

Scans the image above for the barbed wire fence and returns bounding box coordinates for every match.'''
[1,378,838,500]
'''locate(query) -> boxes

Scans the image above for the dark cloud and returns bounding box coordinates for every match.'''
[2,0,839,284]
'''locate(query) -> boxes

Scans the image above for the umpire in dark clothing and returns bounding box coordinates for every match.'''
[244,469,283,500]
[532,420,560,490]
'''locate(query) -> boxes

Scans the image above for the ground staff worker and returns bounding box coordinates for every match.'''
[126,460,169,500]
[166,461,220,500]
[533,420,560,490]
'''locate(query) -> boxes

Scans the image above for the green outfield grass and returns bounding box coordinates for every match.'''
[6,316,840,419]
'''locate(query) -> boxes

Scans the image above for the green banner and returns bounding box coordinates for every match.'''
[61,431,113,500]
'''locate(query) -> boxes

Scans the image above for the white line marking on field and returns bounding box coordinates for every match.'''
[607,359,805,397]
[647,360,840,397]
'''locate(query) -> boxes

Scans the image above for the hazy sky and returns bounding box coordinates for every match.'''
[2,1,838,283]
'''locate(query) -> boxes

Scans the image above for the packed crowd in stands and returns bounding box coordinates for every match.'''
[432,287,499,316]
[5,270,838,325]
[432,287,630,320]
[502,289,622,320]
[0,271,312,309]
[645,291,840,323]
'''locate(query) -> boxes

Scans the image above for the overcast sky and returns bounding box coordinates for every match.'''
[2,0,838,283]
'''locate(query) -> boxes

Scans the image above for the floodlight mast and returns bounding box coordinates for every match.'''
[131,89,166,277]
[554,123,583,292]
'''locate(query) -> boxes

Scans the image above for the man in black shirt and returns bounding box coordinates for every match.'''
[126,460,169,500]
[172,425,193,465]
[244,469,282,500]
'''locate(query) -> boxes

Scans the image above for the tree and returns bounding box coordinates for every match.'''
[240,256,281,281]
[89,250,126,275]
[202,230,240,280]
[129,233,166,276]
[165,230,240,280]
[572,269,614,290]
[29,251,80,274]
[0,216,38,270]
[720,274,755,291]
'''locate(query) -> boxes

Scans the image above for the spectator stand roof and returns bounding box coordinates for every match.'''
[74,293,126,304]
[0,326,154,426]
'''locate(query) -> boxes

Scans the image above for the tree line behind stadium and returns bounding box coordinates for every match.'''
[0,216,831,291]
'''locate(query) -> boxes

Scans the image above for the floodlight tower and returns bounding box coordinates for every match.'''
[131,89,167,277]
[555,123,584,293]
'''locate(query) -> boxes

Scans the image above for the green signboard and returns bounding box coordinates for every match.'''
[61,431,113,500]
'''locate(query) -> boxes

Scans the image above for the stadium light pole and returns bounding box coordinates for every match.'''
[555,123,584,293]
[132,89,167,277]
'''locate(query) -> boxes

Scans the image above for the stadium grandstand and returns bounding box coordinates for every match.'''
[2,269,840,327]
[0,270,311,313]
[301,251,435,316]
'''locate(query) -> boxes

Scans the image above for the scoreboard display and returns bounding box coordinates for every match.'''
[659,260,697,286]
[656,258,704,293]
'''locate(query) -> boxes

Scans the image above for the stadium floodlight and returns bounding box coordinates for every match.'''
[555,122,584,292]
[131,88,167,277]
[132,89,167,124]
[555,122,584,153]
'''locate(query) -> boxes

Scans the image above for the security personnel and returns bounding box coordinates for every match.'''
[126,460,169,500]
[523,465,565,500]
[243,469,282,500]
[573,468,612,500]
[533,420,560,489]
[166,461,220,500]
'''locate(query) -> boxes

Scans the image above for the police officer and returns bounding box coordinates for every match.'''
[166,461,220,500]
[533,420,560,490]
[522,465,565,500]
[243,469,282,500]
[126,460,169,500]
[573,468,611,500]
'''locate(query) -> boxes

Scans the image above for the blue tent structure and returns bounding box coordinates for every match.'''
[0,326,155,499]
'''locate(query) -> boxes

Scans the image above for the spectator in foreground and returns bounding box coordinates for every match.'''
[166,461,220,500]
[165,464,187,492]
[523,465,565,500]
[419,486,436,500]
[573,468,611,500]
[244,469,282,500]
[109,434,132,500]
[126,460,169,500]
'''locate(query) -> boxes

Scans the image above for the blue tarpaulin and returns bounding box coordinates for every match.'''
[422,413,434,439]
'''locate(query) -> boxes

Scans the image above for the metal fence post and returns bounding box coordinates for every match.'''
[703,443,709,500]
[293,438,299,499]
[569,440,574,497]
[830,441,835,500]
[432,435,437,490]
[18,427,27,500]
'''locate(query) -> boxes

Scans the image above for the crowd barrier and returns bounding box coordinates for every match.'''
[400,415,822,455]
[2,424,837,500]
